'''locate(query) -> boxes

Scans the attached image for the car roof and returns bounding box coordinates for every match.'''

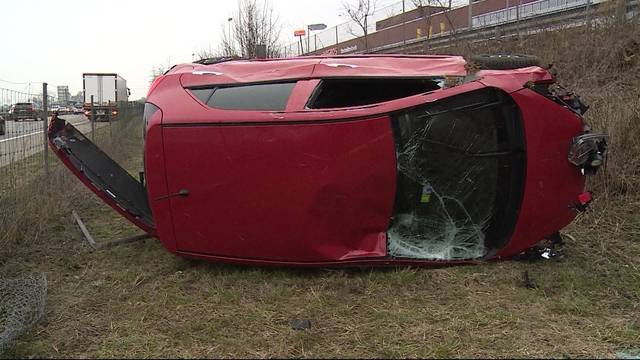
[175,55,468,88]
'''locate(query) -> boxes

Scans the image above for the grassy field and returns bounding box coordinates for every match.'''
[1,98,638,359]
[2,22,640,358]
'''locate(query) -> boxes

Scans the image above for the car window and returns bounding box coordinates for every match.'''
[307,78,442,109]
[189,82,296,111]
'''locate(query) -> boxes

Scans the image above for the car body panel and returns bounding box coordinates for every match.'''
[162,116,396,262]
[312,55,467,78]
[48,118,155,235]
[494,88,585,258]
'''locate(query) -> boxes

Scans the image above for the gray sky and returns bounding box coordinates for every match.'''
[0,0,398,100]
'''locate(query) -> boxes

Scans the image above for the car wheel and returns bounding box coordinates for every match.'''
[469,54,540,70]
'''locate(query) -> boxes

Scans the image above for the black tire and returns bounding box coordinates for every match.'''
[469,54,540,70]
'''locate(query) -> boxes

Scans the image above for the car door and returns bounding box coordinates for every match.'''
[161,80,397,262]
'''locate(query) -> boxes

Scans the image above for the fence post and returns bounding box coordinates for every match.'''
[42,83,49,176]
[91,95,95,141]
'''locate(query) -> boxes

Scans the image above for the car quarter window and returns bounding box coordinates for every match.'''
[188,82,296,111]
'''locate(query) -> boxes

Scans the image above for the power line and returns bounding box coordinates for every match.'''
[0,78,39,85]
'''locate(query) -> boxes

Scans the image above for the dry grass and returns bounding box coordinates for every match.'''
[448,16,640,197]
[1,20,639,359]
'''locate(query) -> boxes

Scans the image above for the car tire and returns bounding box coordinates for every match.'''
[469,54,540,70]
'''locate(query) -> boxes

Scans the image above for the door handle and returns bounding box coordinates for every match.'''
[155,188,189,201]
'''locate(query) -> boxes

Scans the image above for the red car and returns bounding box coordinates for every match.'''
[49,55,606,266]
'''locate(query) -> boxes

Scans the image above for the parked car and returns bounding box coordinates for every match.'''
[0,115,5,136]
[9,102,39,121]
[57,106,70,114]
[49,54,607,267]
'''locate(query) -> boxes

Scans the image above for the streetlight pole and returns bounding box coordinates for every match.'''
[306,23,328,55]
[307,25,310,54]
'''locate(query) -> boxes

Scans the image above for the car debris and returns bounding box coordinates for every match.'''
[71,210,152,250]
[291,319,313,330]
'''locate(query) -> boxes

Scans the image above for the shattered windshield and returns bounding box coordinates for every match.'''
[388,87,525,260]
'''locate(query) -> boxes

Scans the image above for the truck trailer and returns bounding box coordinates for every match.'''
[83,73,129,122]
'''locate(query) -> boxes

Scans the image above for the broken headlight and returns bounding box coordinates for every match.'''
[568,133,608,174]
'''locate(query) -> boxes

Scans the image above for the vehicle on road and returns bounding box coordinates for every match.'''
[83,73,129,122]
[9,102,39,121]
[50,54,607,267]
[58,106,70,114]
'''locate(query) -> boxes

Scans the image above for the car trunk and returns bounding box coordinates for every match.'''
[48,117,155,234]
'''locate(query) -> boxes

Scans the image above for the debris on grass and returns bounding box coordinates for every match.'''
[291,319,312,331]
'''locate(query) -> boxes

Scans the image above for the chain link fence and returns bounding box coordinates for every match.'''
[0,81,143,247]
[0,87,53,189]
[1,83,143,189]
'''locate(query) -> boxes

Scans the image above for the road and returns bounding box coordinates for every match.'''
[0,115,108,168]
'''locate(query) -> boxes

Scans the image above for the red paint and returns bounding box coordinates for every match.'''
[495,88,585,258]
[162,117,396,262]
[578,192,593,206]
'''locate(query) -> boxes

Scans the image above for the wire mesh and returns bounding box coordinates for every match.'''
[0,273,47,354]
[0,87,49,177]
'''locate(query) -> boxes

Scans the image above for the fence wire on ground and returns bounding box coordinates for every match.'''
[0,273,47,354]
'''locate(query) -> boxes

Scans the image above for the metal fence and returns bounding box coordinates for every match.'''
[0,81,143,200]
[280,0,469,56]
[279,0,611,56]
[0,86,53,191]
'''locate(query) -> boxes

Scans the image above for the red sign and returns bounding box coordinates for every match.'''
[294,29,306,37]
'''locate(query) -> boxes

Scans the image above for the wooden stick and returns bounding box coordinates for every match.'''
[72,210,97,250]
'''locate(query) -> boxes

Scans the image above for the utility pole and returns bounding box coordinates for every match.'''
[91,95,95,141]
[307,25,310,54]
[42,83,49,176]
[402,0,407,47]
[469,0,473,30]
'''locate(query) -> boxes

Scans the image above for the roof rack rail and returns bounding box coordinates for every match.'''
[192,56,244,65]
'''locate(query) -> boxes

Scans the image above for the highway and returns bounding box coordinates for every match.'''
[0,115,108,168]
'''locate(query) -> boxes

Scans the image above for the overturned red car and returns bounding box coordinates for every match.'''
[49,54,607,266]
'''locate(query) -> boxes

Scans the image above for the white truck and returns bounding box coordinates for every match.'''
[83,73,129,122]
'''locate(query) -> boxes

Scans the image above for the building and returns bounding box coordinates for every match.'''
[57,86,70,104]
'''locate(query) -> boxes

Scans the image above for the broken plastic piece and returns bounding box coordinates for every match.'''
[291,319,312,330]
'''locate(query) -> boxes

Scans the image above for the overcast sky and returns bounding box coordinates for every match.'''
[0,0,400,99]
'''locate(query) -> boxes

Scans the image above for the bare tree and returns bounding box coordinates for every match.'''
[412,0,436,52]
[343,0,377,52]
[193,0,281,61]
[412,0,457,50]
[230,0,282,58]
[149,58,172,84]
[149,65,166,84]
